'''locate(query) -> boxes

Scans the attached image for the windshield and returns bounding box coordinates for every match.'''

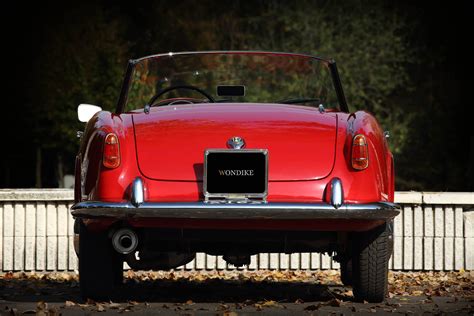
[123,52,341,112]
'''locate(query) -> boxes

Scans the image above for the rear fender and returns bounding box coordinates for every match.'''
[79,111,140,202]
[339,111,392,202]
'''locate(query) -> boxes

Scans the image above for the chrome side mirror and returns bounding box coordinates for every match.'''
[77,104,102,123]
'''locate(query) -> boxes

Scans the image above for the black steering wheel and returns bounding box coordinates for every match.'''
[147,85,215,106]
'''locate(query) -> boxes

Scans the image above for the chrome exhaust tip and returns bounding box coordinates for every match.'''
[112,228,138,254]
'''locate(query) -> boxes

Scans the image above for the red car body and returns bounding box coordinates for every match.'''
[76,105,394,229]
[71,51,400,302]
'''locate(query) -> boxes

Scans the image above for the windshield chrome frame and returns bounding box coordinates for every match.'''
[115,51,349,113]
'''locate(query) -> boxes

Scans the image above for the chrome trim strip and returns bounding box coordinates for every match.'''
[71,201,400,220]
[131,177,144,207]
[132,51,332,65]
[330,178,344,209]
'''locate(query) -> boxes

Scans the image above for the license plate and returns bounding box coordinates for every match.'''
[204,149,268,200]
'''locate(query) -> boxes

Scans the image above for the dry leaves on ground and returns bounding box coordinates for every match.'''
[1,269,473,301]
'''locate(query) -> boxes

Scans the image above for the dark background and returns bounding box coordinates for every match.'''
[0,0,472,191]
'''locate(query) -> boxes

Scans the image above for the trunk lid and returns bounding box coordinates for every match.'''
[132,103,337,181]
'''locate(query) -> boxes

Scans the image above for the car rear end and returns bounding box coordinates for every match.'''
[72,51,400,302]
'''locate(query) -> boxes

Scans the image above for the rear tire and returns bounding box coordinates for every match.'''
[340,259,353,286]
[352,223,390,303]
[79,221,123,300]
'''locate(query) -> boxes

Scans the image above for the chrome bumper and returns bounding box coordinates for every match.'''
[71,201,400,220]
[71,177,400,220]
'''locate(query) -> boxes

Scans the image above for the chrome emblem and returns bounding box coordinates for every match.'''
[227,136,245,149]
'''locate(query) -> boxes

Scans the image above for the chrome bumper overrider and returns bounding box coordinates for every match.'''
[71,177,400,220]
[71,201,400,220]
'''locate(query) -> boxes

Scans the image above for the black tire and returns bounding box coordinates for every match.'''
[79,221,123,300]
[352,223,390,303]
[340,259,353,286]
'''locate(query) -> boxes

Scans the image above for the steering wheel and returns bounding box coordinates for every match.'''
[147,85,215,106]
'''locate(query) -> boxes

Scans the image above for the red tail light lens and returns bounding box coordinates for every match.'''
[351,134,369,170]
[103,133,120,169]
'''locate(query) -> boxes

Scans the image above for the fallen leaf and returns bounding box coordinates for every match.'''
[386,302,401,307]
[108,302,122,309]
[260,300,282,308]
[65,300,75,307]
[119,307,131,313]
[327,298,342,307]
[234,303,244,309]
[304,304,321,311]
[47,307,60,316]
[36,301,47,316]
[217,304,230,311]
[86,298,95,305]
[242,299,254,306]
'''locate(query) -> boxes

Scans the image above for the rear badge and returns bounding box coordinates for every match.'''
[227,136,245,149]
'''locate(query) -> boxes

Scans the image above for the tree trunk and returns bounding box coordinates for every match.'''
[57,154,64,188]
[469,135,474,191]
[35,147,42,188]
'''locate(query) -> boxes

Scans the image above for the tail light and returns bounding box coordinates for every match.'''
[103,133,120,169]
[351,134,369,170]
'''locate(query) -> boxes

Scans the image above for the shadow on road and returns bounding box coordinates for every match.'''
[1,277,345,303]
[2,274,473,315]
[120,278,341,303]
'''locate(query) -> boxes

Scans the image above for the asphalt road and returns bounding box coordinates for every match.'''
[1,273,473,315]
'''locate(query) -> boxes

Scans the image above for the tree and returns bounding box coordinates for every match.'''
[5,0,467,190]
[31,3,128,185]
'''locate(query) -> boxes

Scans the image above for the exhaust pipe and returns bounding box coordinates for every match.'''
[112,228,138,254]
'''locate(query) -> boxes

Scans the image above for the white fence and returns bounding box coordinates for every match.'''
[0,190,472,272]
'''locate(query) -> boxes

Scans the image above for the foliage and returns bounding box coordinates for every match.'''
[124,0,420,187]
[13,0,468,190]
[227,1,413,155]
[32,4,127,156]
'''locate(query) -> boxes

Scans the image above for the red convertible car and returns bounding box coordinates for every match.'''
[71,51,400,302]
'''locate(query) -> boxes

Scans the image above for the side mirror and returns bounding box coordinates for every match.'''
[77,104,102,123]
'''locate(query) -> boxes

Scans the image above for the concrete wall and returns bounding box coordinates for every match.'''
[0,190,472,272]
